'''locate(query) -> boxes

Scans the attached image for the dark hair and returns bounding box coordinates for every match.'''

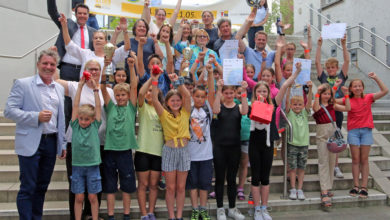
[157,24,174,45]
[184,77,194,85]
[217,18,231,28]
[147,54,163,64]
[349,79,365,98]
[318,83,334,105]
[193,85,207,94]
[113,68,129,84]
[132,19,149,37]
[74,3,89,14]
[261,68,275,77]
[261,0,268,9]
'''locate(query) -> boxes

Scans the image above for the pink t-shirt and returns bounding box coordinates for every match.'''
[344,93,375,131]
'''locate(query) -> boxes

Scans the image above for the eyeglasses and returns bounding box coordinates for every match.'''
[197,35,208,39]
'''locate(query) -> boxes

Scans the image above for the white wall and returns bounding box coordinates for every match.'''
[0,0,70,109]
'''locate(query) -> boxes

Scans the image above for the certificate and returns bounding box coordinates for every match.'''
[219,40,239,64]
[223,59,243,86]
[321,23,347,39]
[293,58,312,85]
[150,0,162,7]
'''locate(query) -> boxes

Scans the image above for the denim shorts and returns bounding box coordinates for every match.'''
[347,128,374,146]
[102,150,136,194]
[71,165,102,194]
[186,159,213,190]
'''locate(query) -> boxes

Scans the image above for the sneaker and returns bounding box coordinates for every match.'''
[217,208,226,220]
[141,216,149,220]
[199,209,211,220]
[191,209,200,220]
[147,213,156,220]
[228,207,245,220]
[297,189,305,200]
[254,209,264,220]
[334,166,344,178]
[261,208,272,220]
[237,188,245,201]
[289,188,297,200]
[208,191,216,199]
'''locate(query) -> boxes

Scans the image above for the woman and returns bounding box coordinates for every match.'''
[157,23,175,70]
[59,14,130,79]
[174,20,194,73]
[201,11,218,50]
[248,0,269,49]
[55,59,116,220]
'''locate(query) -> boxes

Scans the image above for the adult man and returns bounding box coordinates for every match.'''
[4,49,66,220]
[243,31,275,79]
[47,0,96,128]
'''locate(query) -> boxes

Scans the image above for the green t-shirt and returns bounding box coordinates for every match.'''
[104,100,138,151]
[234,98,251,141]
[71,119,102,166]
[137,103,164,156]
[287,110,309,146]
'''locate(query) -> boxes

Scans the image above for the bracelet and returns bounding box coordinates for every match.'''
[93,89,99,93]
[304,49,310,53]
[241,93,247,98]
[195,59,200,64]
[315,93,320,98]
[152,81,158,86]
[333,86,338,91]
[214,62,219,67]
[172,76,184,89]
[345,94,350,99]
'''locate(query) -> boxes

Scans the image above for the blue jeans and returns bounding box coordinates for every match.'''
[248,26,264,49]
[17,135,57,220]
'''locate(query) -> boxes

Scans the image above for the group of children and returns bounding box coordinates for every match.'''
[65,22,389,220]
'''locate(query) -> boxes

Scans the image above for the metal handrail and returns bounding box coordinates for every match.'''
[279,108,293,199]
[0,34,59,59]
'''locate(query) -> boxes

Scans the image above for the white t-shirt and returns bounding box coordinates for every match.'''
[65,41,129,80]
[65,81,116,144]
[148,20,160,35]
[158,41,175,70]
[187,102,213,161]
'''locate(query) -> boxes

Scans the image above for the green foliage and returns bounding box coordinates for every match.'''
[108,17,137,30]
[264,0,294,34]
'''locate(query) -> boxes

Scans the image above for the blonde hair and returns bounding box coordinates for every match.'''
[85,59,101,71]
[113,82,130,94]
[252,81,273,105]
[290,95,304,103]
[325,58,339,68]
[78,104,95,117]
[195,29,209,42]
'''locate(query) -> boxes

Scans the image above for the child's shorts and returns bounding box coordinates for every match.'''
[241,141,249,154]
[71,165,102,194]
[102,150,136,194]
[134,151,162,172]
[348,128,373,146]
[162,145,190,172]
[186,159,213,190]
[287,144,308,170]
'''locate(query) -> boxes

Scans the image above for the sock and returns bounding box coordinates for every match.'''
[199,206,207,211]
[255,205,261,211]
[192,206,199,211]
[261,205,267,210]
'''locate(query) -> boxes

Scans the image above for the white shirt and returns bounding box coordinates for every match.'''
[148,20,159,35]
[65,40,129,80]
[62,24,90,65]
[36,76,59,134]
[250,120,271,147]
[65,81,116,144]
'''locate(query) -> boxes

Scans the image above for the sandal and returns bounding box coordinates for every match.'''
[327,191,334,197]
[349,186,360,197]
[321,193,332,207]
[359,187,368,198]
[237,189,245,201]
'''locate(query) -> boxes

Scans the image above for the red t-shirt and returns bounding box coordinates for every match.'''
[344,93,374,131]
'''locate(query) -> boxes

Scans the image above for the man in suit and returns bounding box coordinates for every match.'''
[4,49,66,220]
[47,0,96,129]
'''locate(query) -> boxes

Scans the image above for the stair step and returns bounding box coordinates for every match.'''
[0,150,66,165]
[0,124,15,136]
[0,189,386,219]
[0,136,14,150]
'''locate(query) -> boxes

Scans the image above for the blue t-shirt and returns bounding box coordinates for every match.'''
[318,70,347,98]
[254,7,268,25]
[244,47,275,79]
[139,70,171,96]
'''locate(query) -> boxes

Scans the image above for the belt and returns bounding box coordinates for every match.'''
[60,62,82,69]
[41,133,57,139]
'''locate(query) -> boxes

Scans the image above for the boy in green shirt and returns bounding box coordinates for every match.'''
[101,55,138,220]
[70,76,102,220]
[285,81,312,201]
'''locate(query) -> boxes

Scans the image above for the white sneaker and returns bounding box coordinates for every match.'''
[217,207,227,220]
[228,207,245,220]
[289,188,297,200]
[261,208,272,220]
[254,209,264,220]
[297,189,306,200]
[334,166,344,178]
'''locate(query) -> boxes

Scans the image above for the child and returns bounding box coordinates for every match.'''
[312,82,350,207]
[316,35,350,178]
[70,76,102,220]
[249,63,301,220]
[213,79,248,220]
[151,72,192,220]
[135,76,165,220]
[187,63,215,220]
[100,56,138,220]
[285,81,313,200]
[340,73,388,198]
[114,68,128,84]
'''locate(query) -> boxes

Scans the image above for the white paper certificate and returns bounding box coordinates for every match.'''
[293,58,312,85]
[219,40,239,65]
[321,23,347,39]
[223,59,243,86]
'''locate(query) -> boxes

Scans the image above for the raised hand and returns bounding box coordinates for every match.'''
[341,86,349,95]
[217,79,224,90]
[295,62,302,71]
[306,80,313,88]
[58,13,67,26]
[168,73,178,82]
[334,79,343,88]
[150,33,158,44]
[341,34,347,46]
[317,37,323,47]
[206,63,213,72]
[276,38,284,48]
[139,37,147,46]
[114,26,121,34]
[241,81,248,90]
[127,57,135,67]
[368,72,377,79]
[119,17,128,32]
[144,0,150,7]
[300,40,308,49]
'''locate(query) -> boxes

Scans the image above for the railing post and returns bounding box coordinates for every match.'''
[326,14,331,25]
[310,4,313,26]
[359,23,364,48]
[347,26,351,49]
[387,36,390,66]
[371,27,376,57]
[317,9,322,31]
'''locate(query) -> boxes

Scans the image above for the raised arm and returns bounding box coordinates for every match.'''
[152,34,164,58]
[206,63,216,107]
[334,86,351,112]
[141,0,151,24]
[100,59,112,106]
[305,81,313,111]
[213,79,224,114]
[162,38,174,74]
[137,37,147,78]
[47,0,61,29]
[341,34,350,77]
[168,0,182,26]
[151,73,165,116]
[173,19,185,45]
[91,78,101,122]
[59,13,71,46]
[315,37,323,77]
[138,78,152,107]
[119,17,131,51]
[285,86,291,113]
[274,36,285,83]
[236,6,257,40]
[127,55,138,106]
[239,81,249,115]
[110,26,122,45]
[71,77,86,122]
[369,72,389,100]
[275,62,301,106]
